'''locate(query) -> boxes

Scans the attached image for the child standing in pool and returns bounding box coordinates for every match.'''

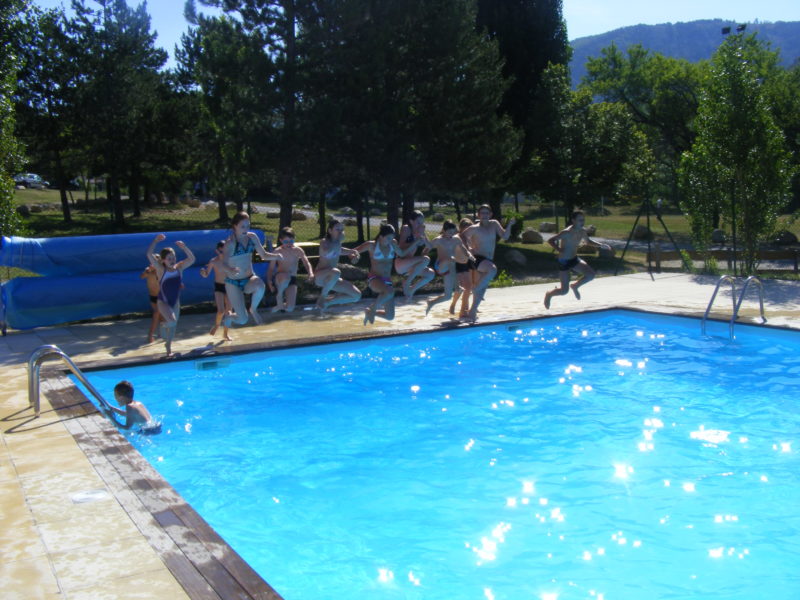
[200,240,233,341]
[146,234,195,358]
[271,227,314,313]
[106,380,160,433]
[424,220,475,316]
[543,210,611,309]
[140,264,161,343]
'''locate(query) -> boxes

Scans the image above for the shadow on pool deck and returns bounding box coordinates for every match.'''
[0,273,798,599]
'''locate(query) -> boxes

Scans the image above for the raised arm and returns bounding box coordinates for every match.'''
[175,241,195,270]
[495,218,515,242]
[146,234,166,269]
[250,232,283,262]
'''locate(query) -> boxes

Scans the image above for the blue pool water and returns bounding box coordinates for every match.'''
[77,310,800,599]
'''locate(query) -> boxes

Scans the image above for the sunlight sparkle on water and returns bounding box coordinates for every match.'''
[614,464,634,479]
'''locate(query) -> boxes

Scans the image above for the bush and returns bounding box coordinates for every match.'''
[505,211,524,241]
[489,269,514,288]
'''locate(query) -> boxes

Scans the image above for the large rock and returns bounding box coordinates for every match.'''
[633,224,652,241]
[292,210,308,221]
[521,228,543,244]
[577,244,597,255]
[711,229,726,244]
[539,221,557,233]
[584,224,597,236]
[505,249,527,267]
[432,213,445,222]
[343,217,357,226]
[16,205,30,217]
[598,245,616,259]
[775,230,798,245]
[266,211,280,219]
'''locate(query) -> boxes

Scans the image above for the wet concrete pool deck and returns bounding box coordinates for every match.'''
[1,273,798,599]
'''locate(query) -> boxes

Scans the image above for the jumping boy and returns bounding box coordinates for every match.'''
[424,220,475,316]
[200,240,233,341]
[543,210,611,309]
[271,227,314,313]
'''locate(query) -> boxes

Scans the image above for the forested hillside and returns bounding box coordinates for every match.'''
[570,19,800,86]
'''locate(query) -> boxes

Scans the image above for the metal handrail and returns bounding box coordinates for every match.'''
[732,276,767,329]
[28,344,112,417]
[701,275,737,338]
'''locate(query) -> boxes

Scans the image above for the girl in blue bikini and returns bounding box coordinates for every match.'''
[146,233,195,358]
[353,224,425,325]
[222,212,283,326]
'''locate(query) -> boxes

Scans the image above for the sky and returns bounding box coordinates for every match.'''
[32,0,800,67]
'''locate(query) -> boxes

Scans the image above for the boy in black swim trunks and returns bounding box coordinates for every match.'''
[544,210,611,309]
[140,265,162,343]
[200,240,233,341]
[271,227,314,313]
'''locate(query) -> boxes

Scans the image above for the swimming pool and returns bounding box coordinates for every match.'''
[77,310,800,599]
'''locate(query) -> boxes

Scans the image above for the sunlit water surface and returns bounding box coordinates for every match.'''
[79,310,800,600]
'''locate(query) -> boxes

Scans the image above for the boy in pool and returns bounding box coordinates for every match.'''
[106,380,161,433]
[543,210,611,309]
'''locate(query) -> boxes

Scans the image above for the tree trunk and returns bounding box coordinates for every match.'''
[54,156,71,223]
[109,174,125,226]
[318,190,327,239]
[401,191,414,225]
[488,189,503,220]
[217,194,229,222]
[130,173,141,218]
[386,186,401,231]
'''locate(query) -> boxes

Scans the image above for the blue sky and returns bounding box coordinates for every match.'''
[33,0,800,67]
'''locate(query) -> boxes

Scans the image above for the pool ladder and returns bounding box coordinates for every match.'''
[28,344,113,418]
[701,275,767,339]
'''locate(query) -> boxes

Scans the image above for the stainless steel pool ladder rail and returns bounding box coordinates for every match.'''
[701,275,767,338]
[28,344,113,418]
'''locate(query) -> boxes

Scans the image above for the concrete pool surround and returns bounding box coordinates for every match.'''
[1,273,799,599]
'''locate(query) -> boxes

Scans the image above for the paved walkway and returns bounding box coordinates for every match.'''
[1,274,798,599]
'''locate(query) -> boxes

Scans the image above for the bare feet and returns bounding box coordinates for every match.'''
[425,300,435,316]
[223,333,232,342]
[544,292,552,309]
[250,308,263,324]
[148,335,154,344]
[270,304,283,314]
[209,325,218,336]
[363,307,376,325]
[571,283,581,300]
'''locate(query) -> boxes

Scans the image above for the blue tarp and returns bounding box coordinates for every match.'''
[0,230,268,330]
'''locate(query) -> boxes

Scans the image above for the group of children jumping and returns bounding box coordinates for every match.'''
[142,207,608,358]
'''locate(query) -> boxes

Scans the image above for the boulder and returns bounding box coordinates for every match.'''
[16,204,31,217]
[598,245,616,259]
[343,217,357,226]
[711,229,726,244]
[340,206,356,215]
[775,230,798,245]
[521,228,543,244]
[266,211,280,219]
[584,224,597,236]
[292,210,308,221]
[185,197,201,208]
[29,204,43,213]
[578,244,597,255]
[633,224,652,241]
[505,249,527,267]
[432,213,445,222]
[539,221,557,233]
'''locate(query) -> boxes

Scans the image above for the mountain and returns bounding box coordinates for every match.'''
[570,19,800,87]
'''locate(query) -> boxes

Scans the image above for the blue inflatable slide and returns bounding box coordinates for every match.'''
[0,230,269,332]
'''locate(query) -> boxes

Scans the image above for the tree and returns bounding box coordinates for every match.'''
[15,7,81,223]
[680,33,794,275]
[584,44,705,205]
[476,0,570,214]
[71,0,167,226]
[0,0,28,237]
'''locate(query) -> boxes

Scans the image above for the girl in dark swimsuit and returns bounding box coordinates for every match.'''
[146,234,195,358]
[395,210,434,301]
